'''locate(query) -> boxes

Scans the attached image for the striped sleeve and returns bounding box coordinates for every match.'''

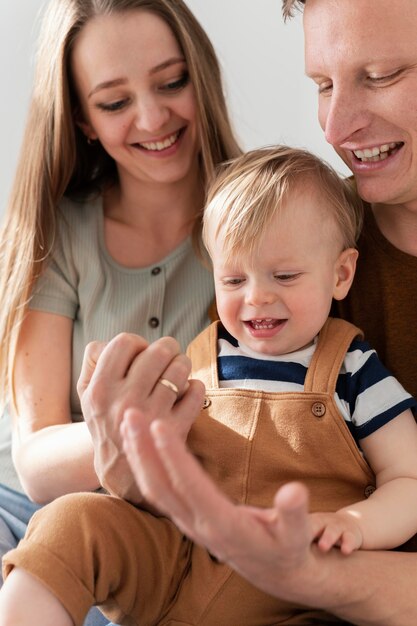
[336,339,417,439]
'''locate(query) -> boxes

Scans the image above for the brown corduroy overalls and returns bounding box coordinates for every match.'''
[3,318,375,625]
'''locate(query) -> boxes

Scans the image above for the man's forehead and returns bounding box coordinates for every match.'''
[303,0,417,69]
[303,0,414,27]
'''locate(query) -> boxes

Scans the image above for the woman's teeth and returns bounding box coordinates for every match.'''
[353,142,400,162]
[139,130,180,151]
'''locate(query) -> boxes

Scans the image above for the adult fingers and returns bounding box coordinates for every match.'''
[271,482,311,566]
[77,340,107,397]
[150,353,193,410]
[121,408,173,499]
[121,378,204,515]
[148,418,239,554]
[170,379,205,439]
[126,336,183,400]
[77,333,150,401]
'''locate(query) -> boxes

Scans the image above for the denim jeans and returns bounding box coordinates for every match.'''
[0,483,118,626]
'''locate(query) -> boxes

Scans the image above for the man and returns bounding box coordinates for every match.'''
[78,1,417,624]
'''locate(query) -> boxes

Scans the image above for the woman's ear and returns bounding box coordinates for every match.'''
[333,248,358,301]
[74,107,98,142]
[76,119,98,142]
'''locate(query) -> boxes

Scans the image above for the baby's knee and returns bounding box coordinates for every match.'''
[3,493,129,611]
[27,492,109,544]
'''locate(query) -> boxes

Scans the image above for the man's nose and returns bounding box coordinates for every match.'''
[321,86,370,148]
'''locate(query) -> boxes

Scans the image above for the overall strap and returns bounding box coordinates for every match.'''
[304,317,363,395]
[186,321,220,389]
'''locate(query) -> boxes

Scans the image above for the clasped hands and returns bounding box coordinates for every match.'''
[77,333,203,504]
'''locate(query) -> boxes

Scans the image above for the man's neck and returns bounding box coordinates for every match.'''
[372,203,417,257]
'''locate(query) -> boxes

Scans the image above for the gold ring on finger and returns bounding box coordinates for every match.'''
[158,377,179,398]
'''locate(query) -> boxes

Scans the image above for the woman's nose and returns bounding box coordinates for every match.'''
[135,96,170,134]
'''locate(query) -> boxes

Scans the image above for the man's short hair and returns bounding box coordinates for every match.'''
[282,0,306,21]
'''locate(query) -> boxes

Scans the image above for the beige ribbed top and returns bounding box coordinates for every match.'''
[0,195,214,493]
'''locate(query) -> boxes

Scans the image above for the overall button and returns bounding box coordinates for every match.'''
[151,267,161,276]
[364,485,376,498]
[202,397,211,409]
[311,402,326,418]
[149,317,160,328]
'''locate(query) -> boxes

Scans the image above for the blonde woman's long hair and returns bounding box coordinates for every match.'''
[0,0,241,408]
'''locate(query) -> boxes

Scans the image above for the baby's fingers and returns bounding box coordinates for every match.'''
[316,523,343,552]
[309,513,332,542]
[339,530,362,555]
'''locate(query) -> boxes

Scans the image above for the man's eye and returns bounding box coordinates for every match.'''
[368,69,402,85]
[318,81,333,95]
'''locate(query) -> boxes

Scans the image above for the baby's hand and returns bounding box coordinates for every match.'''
[310,511,363,555]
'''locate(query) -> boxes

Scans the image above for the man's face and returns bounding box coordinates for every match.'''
[304,0,417,210]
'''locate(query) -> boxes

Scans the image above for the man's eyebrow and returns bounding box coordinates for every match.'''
[88,57,186,98]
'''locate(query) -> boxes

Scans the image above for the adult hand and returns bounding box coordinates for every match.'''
[77,333,203,503]
[120,411,323,601]
[121,414,417,626]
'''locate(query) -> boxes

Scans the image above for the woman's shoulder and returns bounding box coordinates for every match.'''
[59,194,102,227]
[54,194,103,257]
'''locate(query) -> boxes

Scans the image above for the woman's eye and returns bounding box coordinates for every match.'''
[97,99,128,113]
[160,72,190,92]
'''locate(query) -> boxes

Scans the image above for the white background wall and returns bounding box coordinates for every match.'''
[0,0,349,217]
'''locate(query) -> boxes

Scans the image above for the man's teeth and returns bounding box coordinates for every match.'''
[251,318,276,330]
[353,142,399,162]
[139,131,180,151]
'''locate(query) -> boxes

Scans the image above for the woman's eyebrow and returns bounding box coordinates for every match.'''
[88,56,186,98]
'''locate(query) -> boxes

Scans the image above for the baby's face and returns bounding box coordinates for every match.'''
[211,187,351,356]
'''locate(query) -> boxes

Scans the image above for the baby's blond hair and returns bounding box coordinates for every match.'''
[202,146,363,263]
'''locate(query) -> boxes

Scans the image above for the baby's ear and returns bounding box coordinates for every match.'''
[333,248,358,301]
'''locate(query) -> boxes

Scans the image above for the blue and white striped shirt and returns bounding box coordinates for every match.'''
[217,326,416,442]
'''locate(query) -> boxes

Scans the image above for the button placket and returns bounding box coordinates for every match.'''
[149,267,163,331]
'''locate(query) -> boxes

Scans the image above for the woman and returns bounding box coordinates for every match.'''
[0,0,240,623]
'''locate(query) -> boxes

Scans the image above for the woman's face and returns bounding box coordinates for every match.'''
[71,9,200,188]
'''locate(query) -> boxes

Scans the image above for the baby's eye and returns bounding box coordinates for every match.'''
[274,273,300,282]
[223,277,245,286]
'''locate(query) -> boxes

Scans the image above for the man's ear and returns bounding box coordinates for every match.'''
[333,248,358,301]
